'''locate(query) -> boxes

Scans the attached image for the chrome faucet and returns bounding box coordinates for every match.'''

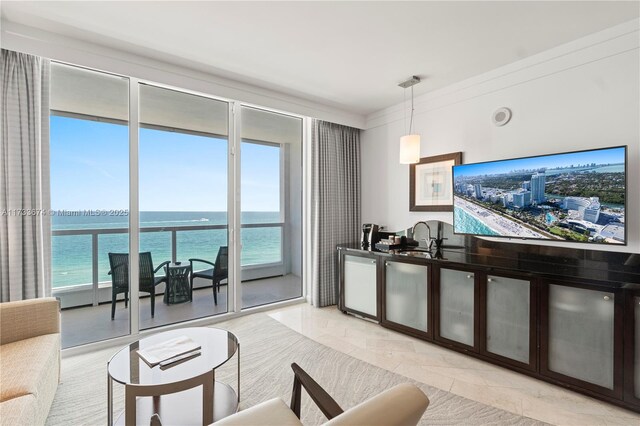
[411,221,433,251]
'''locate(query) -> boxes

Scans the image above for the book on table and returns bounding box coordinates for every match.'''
[137,335,201,367]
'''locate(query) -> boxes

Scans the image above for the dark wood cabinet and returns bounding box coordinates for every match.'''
[434,267,537,369]
[336,242,639,413]
[540,279,624,399]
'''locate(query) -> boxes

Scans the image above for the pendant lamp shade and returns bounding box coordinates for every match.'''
[398,76,422,164]
[399,134,421,164]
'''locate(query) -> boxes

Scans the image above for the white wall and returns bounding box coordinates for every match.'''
[361,19,640,253]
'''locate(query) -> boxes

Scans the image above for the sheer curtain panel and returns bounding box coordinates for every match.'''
[311,120,360,307]
[0,49,52,301]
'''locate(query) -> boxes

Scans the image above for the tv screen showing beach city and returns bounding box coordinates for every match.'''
[452,146,626,245]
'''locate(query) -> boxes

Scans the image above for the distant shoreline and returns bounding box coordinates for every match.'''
[454,197,551,239]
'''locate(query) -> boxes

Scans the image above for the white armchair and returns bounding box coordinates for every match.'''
[213,363,429,426]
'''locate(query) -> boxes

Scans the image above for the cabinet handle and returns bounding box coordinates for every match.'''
[371,260,376,264]
[487,278,494,282]
[466,274,473,279]
[603,295,611,301]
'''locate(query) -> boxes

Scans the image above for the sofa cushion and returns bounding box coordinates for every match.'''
[0,394,37,426]
[0,298,60,345]
[0,334,60,402]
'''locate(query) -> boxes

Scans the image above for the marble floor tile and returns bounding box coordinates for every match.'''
[313,332,368,355]
[365,337,416,352]
[449,379,524,415]
[393,363,455,392]
[588,414,640,426]
[348,347,404,372]
[520,396,613,426]
[268,304,640,425]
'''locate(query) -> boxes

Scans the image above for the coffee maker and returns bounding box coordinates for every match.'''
[361,224,380,249]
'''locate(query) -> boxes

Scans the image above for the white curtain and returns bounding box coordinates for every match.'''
[0,49,52,301]
[311,120,360,307]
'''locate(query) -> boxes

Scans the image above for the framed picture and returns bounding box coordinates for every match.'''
[410,152,462,211]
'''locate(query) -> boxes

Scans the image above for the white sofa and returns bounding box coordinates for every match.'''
[0,298,61,426]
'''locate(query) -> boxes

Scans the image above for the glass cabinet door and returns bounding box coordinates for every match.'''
[439,268,475,347]
[486,275,530,364]
[547,284,615,389]
[385,261,428,333]
[343,255,377,317]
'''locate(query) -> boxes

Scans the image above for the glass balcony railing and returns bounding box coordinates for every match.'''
[51,223,284,305]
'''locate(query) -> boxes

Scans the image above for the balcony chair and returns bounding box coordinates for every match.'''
[211,363,430,426]
[189,246,228,305]
[108,252,169,320]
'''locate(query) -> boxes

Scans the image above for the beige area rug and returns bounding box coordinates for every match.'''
[47,314,546,425]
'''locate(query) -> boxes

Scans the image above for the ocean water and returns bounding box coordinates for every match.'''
[453,206,500,237]
[594,164,625,173]
[52,211,281,288]
[544,164,625,175]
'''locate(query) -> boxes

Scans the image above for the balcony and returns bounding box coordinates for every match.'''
[53,223,302,348]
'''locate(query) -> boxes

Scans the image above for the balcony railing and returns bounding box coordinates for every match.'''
[52,223,284,307]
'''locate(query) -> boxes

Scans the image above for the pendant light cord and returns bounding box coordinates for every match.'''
[403,87,407,135]
[409,85,414,134]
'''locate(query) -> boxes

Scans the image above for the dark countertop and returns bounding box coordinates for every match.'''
[338,241,640,290]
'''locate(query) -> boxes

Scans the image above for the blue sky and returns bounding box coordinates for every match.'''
[453,146,625,178]
[50,116,280,211]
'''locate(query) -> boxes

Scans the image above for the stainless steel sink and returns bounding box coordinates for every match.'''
[397,249,431,257]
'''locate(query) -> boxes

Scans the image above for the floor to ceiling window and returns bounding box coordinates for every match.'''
[138,83,229,329]
[49,63,305,348]
[49,63,130,348]
[240,107,303,308]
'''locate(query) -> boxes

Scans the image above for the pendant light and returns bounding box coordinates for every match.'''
[398,76,421,164]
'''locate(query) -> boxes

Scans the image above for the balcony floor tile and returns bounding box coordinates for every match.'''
[61,274,301,348]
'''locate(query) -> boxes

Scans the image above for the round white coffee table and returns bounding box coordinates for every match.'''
[107,327,239,425]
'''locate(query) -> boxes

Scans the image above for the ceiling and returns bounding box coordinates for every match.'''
[1,1,638,115]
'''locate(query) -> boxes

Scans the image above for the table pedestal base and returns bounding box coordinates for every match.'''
[114,381,238,426]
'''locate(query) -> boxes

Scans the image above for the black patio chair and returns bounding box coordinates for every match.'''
[108,252,169,320]
[189,246,228,305]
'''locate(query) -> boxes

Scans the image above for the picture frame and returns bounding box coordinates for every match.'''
[410,152,462,211]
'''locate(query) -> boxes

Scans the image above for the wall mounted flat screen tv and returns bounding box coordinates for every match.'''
[452,146,627,245]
